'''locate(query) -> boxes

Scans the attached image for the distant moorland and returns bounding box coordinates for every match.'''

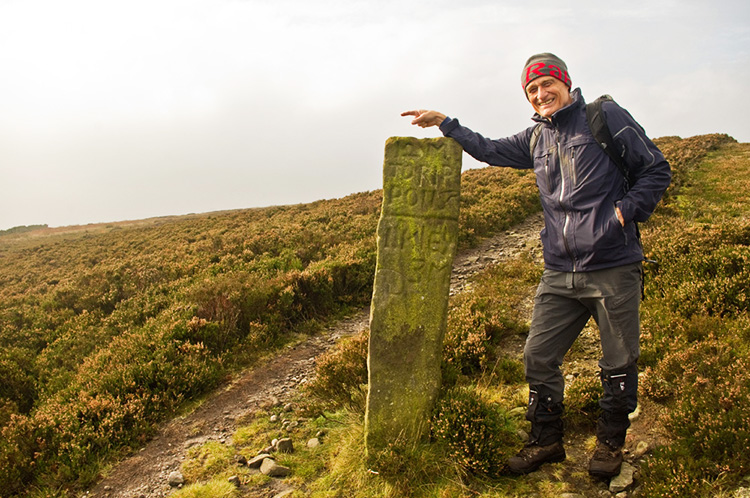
[1,134,747,497]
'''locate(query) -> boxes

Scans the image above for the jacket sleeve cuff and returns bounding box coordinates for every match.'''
[616,200,634,223]
[439,116,459,135]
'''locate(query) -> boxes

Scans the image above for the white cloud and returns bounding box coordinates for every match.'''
[1,0,748,229]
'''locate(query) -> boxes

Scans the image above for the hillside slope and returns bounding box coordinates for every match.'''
[100,134,747,498]
[0,164,540,497]
[2,134,745,498]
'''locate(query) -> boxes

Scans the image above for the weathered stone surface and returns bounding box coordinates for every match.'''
[610,461,636,493]
[365,137,462,453]
[307,437,321,448]
[260,458,291,477]
[167,470,184,487]
[276,437,294,453]
[247,453,272,468]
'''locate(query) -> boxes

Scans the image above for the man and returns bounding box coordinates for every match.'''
[402,53,671,478]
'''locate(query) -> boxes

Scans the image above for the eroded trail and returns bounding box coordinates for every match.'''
[87,212,557,498]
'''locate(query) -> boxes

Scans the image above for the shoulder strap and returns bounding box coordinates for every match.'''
[589,95,643,259]
[529,123,543,161]
[586,95,631,189]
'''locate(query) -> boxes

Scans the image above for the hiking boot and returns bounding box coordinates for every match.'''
[588,441,623,478]
[508,441,566,474]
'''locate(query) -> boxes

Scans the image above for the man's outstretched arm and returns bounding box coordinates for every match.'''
[401,109,447,128]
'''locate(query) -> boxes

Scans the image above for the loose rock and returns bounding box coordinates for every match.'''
[307,437,321,448]
[276,438,294,453]
[260,458,291,477]
[610,462,636,493]
[167,471,184,487]
[248,453,273,468]
[633,440,651,459]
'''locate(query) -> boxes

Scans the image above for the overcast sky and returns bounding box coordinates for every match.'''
[1,0,748,230]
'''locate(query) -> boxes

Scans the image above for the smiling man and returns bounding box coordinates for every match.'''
[402,53,671,478]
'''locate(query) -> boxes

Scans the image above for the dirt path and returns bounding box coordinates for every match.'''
[86,211,659,497]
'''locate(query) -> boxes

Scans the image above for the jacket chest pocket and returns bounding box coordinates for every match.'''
[533,147,557,195]
[562,135,599,189]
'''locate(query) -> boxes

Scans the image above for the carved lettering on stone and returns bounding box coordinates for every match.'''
[365,137,462,454]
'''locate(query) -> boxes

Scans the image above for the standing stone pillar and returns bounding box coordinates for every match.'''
[365,136,462,454]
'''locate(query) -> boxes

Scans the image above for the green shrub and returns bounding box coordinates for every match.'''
[431,386,518,477]
[0,413,36,495]
[302,331,369,412]
[641,338,750,495]
[563,373,602,429]
[443,297,493,377]
[485,356,525,386]
[645,218,750,319]
[442,256,540,382]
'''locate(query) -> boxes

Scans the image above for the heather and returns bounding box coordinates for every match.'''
[0,166,538,496]
[2,133,748,497]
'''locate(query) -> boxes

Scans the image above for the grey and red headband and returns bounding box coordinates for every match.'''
[522,53,571,90]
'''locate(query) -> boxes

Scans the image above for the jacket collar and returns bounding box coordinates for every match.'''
[531,87,584,125]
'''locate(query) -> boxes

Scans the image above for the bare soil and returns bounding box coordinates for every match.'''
[86,211,661,498]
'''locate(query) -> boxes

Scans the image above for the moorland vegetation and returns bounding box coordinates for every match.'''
[0,158,539,496]
[174,134,749,498]
[1,133,748,497]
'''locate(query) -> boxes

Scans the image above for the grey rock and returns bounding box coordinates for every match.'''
[260,458,291,477]
[228,475,241,487]
[610,462,636,493]
[167,470,184,487]
[247,453,272,468]
[633,440,651,458]
[276,437,294,453]
[307,437,321,448]
[273,490,295,498]
[628,404,642,422]
[516,429,529,443]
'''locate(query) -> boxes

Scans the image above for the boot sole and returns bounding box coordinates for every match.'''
[588,467,621,479]
[509,451,566,475]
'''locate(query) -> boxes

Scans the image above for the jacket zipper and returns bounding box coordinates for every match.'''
[557,139,576,270]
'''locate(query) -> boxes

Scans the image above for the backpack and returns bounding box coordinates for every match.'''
[529,94,632,189]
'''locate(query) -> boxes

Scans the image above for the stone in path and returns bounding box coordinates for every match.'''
[365,137,462,453]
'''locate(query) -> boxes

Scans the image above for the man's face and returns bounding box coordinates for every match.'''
[525,76,572,118]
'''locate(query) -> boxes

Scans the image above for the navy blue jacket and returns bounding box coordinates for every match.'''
[439,88,671,272]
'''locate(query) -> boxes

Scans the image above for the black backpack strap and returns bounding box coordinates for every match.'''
[529,123,543,162]
[588,95,646,284]
[586,95,631,189]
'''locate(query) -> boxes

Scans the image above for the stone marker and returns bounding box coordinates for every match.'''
[365,137,462,454]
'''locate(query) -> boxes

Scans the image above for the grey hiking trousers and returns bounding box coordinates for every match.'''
[524,262,642,447]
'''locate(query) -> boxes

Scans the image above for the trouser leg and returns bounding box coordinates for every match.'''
[597,364,638,448]
[585,263,642,449]
[524,270,591,445]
